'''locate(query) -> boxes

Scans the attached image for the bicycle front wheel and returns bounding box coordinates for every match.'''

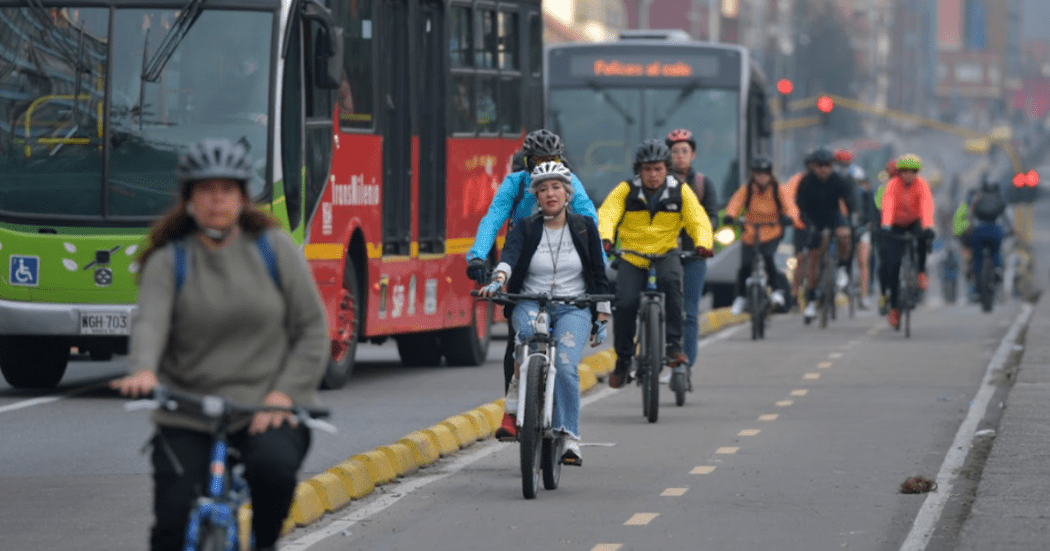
[748,284,764,340]
[980,258,995,312]
[541,436,561,490]
[520,355,544,499]
[646,302,661,424]
[194,521,230,551]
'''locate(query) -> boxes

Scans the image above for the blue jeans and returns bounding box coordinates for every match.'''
[512,301,590,440]
[681,257,707,367]
[971,223,1004,281]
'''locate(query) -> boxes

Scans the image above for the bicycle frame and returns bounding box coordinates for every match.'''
[516,307,557,432]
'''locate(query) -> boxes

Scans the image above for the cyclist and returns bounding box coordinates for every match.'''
[478,162,611,464]
[110,139,328,551]
[724,156,803,315]
[878,153,935,329]
[953,189,977,300]
[464,129,600,439]
[969,179,1010,293]
[794,146,855,323]
[852,166,879,309]
[783,152,811,310]
[666,128,718,381]
[598,139,713,388]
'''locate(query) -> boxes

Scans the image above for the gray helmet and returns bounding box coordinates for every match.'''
[522,129,565,158]
[529,161,574,200]
[177,138,255,192]
[634,139,671,173]
[809,146,835,165]
[749,155,773,173]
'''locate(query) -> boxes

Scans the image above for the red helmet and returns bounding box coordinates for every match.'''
[885,159,899,177]
[665,128,696,150]
[834,149,854,164]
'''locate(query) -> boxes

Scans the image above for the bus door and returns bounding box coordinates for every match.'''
[381,0,412,255]
[416,0,446,254]
[303,17,335,234]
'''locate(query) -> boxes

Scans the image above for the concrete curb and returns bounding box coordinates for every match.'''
[263,306,749,543]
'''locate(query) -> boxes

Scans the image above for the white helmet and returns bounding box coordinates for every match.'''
[849,165,867,181]
[529,161,574,199]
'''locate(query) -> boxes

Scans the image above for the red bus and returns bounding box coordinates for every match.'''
[302,0,545,386]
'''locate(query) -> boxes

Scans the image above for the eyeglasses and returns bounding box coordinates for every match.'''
[532,155,560,164]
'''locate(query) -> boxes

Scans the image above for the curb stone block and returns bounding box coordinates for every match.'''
[578,363,597,391]
[289,481,325,525]
[239,505,253,549]
[377,443,419,476]
[305,472,351,512]
[399,431,440,465]
[464,409,493,438]
[440,415,479,447]
[478,401,504,428]
[328,459,375,499]
[423,424,460,456]
[350,450,397,484]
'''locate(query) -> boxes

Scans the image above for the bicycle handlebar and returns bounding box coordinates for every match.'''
[612,248,699,260]
[471,290,614,307]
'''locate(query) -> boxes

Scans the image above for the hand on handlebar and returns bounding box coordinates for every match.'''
[249,390,297,435]
[466,258,487,285]
[109,369,158,398]
[590,317,608,347]
[478,278,504,298]
[695,246,714,258]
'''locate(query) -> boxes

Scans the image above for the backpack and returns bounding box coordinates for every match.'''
[972,191,1005,222]
[172,232,281,293]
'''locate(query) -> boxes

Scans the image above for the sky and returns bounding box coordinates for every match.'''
[1022,0,1050,41]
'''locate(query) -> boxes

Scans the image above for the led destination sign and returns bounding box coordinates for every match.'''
[568,53,722,80]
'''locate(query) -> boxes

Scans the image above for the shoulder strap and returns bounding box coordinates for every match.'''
[693,172,705,199]
[256,232,282,291]
[171,240,188,293]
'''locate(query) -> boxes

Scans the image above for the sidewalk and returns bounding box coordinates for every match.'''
[956,294,1050,550]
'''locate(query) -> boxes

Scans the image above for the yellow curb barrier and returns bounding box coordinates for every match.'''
[305,472,351,512]
[578,363,597,392]
[478,400,504,426]
[377,443,419,476]
[329,459,375,499]
[399,431,441,466]
[289,481,325,526]
[281,514,295,539]
[239,505,253,550]
[350,450,397,485]
[440,415,479,447]
[423,424,460,456]
[464,408,493,438]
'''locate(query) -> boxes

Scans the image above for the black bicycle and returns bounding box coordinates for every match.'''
[737,221,783,340]
[125,386,334,551]
[976,241,1001,313]
[799,228,838,328]
[884,232,921,338]
[473,290,613,499]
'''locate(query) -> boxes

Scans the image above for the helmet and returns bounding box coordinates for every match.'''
[849,165,866,181]
[529,161,573,197]
[885,159,899,177]
[665,128,696,150]
[177,138,254,194]
[748,156,773,173]
[522,129,565,158]
[810,146,835,165]
[634,139,671,172]
[896,153,922,171]
[833,149,854,164]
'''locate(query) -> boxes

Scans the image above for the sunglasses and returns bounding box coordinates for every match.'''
[532,156,560,164]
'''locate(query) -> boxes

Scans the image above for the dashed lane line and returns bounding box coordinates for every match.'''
[829,352,844,359]
[661,488,688,496]
[590,545,623,551]
[690,466,717,474]
[758,414,779,421]
[624,513,659,526]
[818,361,833,369]
[791,389,809,396]
[775,399,794,407]
[803,372,821,380]
[737,429,760,437]
[715,447,739,454]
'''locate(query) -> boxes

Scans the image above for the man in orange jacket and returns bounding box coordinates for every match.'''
[878,154,935,329]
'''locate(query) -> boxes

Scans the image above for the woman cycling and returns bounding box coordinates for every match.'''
[724,156,803,315]
[479,161,610,465]
[111,138,328,551]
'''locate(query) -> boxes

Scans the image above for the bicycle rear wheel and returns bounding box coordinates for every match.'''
[819,259,833,329]
[672,368,686,407]
[749,284,763,340]
[520,355,544,499]
[194,520,230,551]
[980,254,995,312]
[541,436,561,490]
[646,302,661,424]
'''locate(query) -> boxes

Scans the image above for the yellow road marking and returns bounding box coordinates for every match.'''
[759,413,779,421]
[804,372,821,380]
[738,429,760,436]
[818,361,833,369]
[776,399,794,407]
[829,352,843,359]
[661,488,688,496]
[690,465,717,474]
[624,513,659,526]
[591,545,623,551]
[716,446,739,454]
[791,389,809,396]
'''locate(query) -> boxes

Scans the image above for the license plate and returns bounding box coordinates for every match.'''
[79,310,130,335]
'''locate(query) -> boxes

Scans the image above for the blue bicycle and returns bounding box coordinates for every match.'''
[126,386,334,551]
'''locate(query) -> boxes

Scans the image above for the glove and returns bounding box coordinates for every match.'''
[696,247,714,258]
[481,279,503,295]
[591,319,608,346]
[466,258,487,285]
[602,240,614,254]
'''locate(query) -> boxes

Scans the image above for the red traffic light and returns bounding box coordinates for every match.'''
[1013,172,1027,188]
[777,79,793,95]
[817,95,834,114]
[1026,170,1039,187]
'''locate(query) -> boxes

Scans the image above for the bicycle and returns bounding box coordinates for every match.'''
[799,228,838,328]
[940,245,960,304]
[883,231,921,338]
[472,290,613,499]
[976,241,1002,313]
[737,221,783,340]
[125,386,334,551]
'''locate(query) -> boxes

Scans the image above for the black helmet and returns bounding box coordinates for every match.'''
[633,139,671,172]
[749,156,773,173]
[522,129,565,158]
[178,138,254,198]
[809,146,834,165]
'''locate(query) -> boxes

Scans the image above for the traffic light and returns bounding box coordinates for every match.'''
[1010,170,1039,203]
[817,95,833,127]
[776,79,792,114]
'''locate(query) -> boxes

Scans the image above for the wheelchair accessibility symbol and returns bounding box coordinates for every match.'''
[10,255,39,286]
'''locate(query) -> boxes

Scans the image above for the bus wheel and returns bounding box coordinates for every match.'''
[0,336,70,389]
[441,298,493,366]
[322,262,360,389]
[396,332,443,367]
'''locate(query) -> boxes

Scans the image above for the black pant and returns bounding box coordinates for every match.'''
[150,424,310,551]
[613,254,684,359]
[878,223,928,309]
[736,238,786,296]
[503,335,515,393]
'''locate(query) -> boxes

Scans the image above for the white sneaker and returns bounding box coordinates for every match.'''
[504,375,519,415]
[803,301,817,319]
[560,439,582,466]
[770,290,786,307]
[731,296,746,316]
[836,267,849,289]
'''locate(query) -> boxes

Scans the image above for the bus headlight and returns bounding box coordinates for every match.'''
[714,227,737,247]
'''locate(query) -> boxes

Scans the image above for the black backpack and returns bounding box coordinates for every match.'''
[972,191,1005,222]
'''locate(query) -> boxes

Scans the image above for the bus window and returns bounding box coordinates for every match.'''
[451,76,475,133]
[477,77,498,133]
[339,0,374,129]
[449,5,472,68]
[498,11,518,70]
[476,8,497,69]
[499,76,521,134]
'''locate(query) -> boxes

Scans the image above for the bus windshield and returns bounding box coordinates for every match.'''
[0,6,273,222]
[549,84,739,204]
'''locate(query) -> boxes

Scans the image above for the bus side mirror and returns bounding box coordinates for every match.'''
[313,26,344,89]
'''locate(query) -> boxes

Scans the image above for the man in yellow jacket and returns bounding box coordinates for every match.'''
[599,139,714,388]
